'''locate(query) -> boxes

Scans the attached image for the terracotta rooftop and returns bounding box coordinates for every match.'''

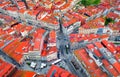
[12,70,36,77]
[47,65,77,77]
[74,49,107,77]
[0,58,16,77]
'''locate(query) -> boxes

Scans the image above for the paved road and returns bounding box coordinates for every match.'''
[56,29,90,77]
[63,52,90,77]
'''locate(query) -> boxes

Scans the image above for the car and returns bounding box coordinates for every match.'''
[30,62,37,69]
[40,63,47,69]
[52,59,62,65]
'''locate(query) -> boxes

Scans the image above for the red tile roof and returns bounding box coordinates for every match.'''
[17,1,26,9]
[116,7,120,11]
[95,42,104,48]
[12,23,25,31]
[102,59,120,76]
[116,46,120,52]
[12,70,36,77]
[33,33,43,51]
[33,28,45,39]
[101,40,117,53]
[41,46,58,57]
[0,1,10,8]
[27,9,40,17]
[74,49,107,77]
[100,34,109,39]
[47,65,77,77]
[2,38,31,63]
[0,58,16,77]
[49,30,56,43]
[33,29,45,51]
[112,61,120,73]
[107,12,119,19]
[5,6,18,11]
[18,8,26,14]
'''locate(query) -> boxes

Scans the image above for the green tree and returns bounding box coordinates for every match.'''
[26,62,31,66]
[80,0,101,7]
[105,17,114,26]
